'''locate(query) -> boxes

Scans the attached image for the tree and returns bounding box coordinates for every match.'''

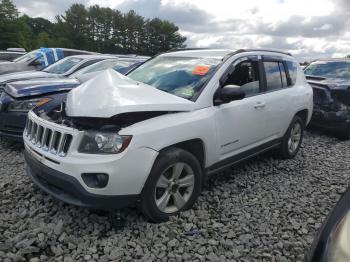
[0,0,187,55]
[56,4,89,50]
[0,0,19,49]
[0,0,18,20]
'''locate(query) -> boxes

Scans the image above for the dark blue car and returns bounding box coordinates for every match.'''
[0,57,147,141]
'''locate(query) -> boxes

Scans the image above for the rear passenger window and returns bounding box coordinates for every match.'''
[286,61,298,86]
[264,62,283,91]
[279,63,288,87]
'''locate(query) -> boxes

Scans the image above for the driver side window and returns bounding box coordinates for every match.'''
[222,60,261,97]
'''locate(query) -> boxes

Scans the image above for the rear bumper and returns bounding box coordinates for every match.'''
[24,150,139,210]
[0,111,27,141]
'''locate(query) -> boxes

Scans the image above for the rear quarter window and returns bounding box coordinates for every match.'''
[286,61,298,86]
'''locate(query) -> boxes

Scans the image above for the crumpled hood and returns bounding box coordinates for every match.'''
[5,78,80,98]
[0,70,59,85]
[66,69,196,118]
[306,76,350,90]
[307,76,350,107]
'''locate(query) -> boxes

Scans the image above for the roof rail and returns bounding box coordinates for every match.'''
[167,48,216,53]
[236,49,293,56]
[167,48,292,56]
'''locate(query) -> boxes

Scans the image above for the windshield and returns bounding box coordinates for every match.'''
[304,61,350,80]
[43,57,83,74]
[70,59,136,77]
[127,56,220,100]
[13,50,40,63]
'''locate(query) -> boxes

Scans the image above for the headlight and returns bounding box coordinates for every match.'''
[326,211,350,261]
[78,131,132,154]
[7,98,51,112]
[306,188,350,262]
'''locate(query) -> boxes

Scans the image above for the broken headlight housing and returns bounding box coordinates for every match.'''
[7,98,51,112]
[78,131,132,154]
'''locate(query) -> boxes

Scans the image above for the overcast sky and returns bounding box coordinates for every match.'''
[13,0,350,61]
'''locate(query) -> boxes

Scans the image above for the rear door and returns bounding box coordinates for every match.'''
[260,57,296,140]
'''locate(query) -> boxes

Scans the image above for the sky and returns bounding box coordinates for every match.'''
[12,0,350,61]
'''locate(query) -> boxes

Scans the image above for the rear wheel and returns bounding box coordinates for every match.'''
[279,116,304,159]
[141,148,202,222]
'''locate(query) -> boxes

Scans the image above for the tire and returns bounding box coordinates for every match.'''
[278,115,304,159]
[141,147,202,222]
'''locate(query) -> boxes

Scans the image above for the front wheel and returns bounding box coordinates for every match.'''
[141,148,202,222]
[279,116,304,159]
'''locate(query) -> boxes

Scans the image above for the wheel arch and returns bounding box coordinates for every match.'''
[159,138,206,169]
[295,109,309,126]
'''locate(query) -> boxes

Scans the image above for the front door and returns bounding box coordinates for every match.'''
[215,57,269,160]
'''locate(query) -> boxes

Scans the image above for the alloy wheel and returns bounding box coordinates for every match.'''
[154,162,195,213]
[288,122,302,154]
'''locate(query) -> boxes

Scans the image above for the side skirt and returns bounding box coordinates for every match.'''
[206,138,282,175]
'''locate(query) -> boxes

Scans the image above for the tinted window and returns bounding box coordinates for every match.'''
[13,50,39,62]
[63,50,84,57]
[279,63,288,87]
[222,60,260,96]
[70,59,138,77]
[286,61,298,85]
[0,53,22,61]
[71,59,102,74]
[304,61,350,80]
[43,57,83,74]
[264,62,282,91]
[128,56,220,100]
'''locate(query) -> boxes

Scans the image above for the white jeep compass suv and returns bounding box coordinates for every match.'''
[23,49,313,222]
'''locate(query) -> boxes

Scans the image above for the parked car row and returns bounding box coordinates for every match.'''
[0,48,95,75]
[0,53,148,141]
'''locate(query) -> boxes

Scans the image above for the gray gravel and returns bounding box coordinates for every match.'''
[0,131,349,262]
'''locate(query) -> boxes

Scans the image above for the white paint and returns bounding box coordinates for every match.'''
[24,50,313,200]
[66,69,196,118]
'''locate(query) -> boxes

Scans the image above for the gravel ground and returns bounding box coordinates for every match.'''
[0,131,349,262]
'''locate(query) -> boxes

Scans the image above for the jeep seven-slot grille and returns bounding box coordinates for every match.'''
[24,118,73,157]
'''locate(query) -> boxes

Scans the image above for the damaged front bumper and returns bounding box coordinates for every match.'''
[23,111,159,209]
[25,149,139,209]
[310,85,350,131]
[311,107,350,130]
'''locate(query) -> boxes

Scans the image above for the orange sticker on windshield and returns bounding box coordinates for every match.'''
[193,65,210,76]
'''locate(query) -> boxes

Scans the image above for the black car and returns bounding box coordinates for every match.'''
[306,187,350,262]
[305,59,350,139]
[0,57,147,141]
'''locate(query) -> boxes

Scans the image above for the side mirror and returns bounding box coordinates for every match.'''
[215,85,245,105]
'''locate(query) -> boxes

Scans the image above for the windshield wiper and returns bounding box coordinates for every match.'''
[157,87,172,94]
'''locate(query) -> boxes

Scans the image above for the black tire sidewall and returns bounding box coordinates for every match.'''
[141,147,202,222]
[280,116,304,158]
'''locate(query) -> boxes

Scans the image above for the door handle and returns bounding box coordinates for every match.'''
[254,102,266,109]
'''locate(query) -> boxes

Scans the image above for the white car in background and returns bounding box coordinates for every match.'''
[23,49,313,222]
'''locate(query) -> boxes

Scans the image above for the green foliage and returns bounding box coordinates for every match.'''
[0,0,186,55]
